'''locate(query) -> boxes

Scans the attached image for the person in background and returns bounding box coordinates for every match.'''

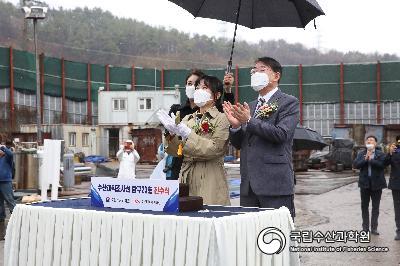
[0,144,16,225]
[385,136,400,240]
[116,140,140,179]
[353,135,387,235]
[166,69,235,180]
[158,75,230,205]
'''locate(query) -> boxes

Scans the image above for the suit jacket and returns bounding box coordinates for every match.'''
[230,89,299,196]
[384,151,400,190]
[353,149,387,190]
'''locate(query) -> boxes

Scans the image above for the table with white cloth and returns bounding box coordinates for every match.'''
[5,198,300,266]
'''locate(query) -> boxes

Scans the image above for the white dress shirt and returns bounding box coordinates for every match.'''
[258,87,278,104]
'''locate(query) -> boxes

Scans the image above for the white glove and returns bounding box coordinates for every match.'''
[175,122,191,139]
[157,109,178,135]
[119,145,124,150]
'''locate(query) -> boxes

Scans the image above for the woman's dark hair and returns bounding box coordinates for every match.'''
[195,75,224,112]
[184,69,205,105]
[185,69,205,84]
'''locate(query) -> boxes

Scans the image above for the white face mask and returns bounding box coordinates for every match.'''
[251,72,269,91]
[193,89,212,107]
[185,85,195,99]
[366,144,374,150]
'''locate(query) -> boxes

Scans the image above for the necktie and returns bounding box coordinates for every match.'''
[254,97,266,117]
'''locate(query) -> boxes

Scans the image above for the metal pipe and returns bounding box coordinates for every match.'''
[39,53,44,124]
[9,46,14,129]
[105,64,110,91]
[339,63,345,125]
[154,68,157,91]
[227,0,242,73]
[61,57,66,123]
[234,65,239,104]
[161,67,164,91]
[376,61,381,124]
[34,19,42,144]
[299,64,303,125]
[131,64,135,91]
[87,63,92,125]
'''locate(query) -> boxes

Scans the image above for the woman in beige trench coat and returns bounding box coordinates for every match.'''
[158,75,231,205]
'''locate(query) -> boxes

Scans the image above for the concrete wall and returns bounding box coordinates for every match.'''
[98,90,180,126]
[20,124,100,156]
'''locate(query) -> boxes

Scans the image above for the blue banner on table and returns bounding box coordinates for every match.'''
[91,177,179,212]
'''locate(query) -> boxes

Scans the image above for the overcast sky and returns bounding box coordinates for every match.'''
[6,0,400,56]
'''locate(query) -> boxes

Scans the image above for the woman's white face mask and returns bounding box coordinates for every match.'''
[251,72,269,91]
[185,85,195,99]
[193,89,212,107]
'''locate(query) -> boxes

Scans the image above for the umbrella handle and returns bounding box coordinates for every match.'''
[226,0,242,74]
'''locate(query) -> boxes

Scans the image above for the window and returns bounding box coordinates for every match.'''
[69,132,76,147]
[82,133,89,147]
[138,98,153,110]
[113,98,127,111]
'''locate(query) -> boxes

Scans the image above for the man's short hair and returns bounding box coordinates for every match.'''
[255,57,282,82]
[396,135,400,142]
[365,135,378,142]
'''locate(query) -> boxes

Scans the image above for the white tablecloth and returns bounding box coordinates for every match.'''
[5,203,299,266]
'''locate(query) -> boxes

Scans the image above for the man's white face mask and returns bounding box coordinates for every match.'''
[193,89,212,107]
[366,143,375,150]
[251,72,269,91]
[185,85,195,99]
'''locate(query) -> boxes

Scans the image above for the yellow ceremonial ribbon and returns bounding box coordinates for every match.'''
[177,143,183,156]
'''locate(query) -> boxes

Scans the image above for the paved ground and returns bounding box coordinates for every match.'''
[1,164,399,265]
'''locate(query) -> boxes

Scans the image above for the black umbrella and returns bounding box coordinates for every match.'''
[168,0,325,72]
[293,126,327,151]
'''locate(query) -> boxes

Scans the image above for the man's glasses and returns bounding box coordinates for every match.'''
[250,65,271,75]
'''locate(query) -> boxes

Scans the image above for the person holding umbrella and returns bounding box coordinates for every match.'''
[165,69,235,180]
[223,57,299,219]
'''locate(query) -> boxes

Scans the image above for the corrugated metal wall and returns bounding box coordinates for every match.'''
[1,46,400,137]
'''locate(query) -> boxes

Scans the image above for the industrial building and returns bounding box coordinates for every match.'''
[1,46,400,151]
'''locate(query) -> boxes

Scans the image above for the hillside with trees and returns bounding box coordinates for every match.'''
[0,1,398,69]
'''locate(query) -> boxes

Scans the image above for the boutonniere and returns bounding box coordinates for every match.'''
[255,102,279,119]
[192,116,216,135]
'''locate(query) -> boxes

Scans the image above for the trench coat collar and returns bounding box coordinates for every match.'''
[188,106,219,120]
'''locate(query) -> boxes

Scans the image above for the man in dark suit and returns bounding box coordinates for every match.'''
[353,135,387,235]
[223,57,299,219]
[385,136,400,240]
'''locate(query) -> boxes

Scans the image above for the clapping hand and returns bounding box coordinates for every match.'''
[157,109,178,135]
[222,101,241,128]
[365,150,373,161]
[231,102,251,124]
[175,123,191,139]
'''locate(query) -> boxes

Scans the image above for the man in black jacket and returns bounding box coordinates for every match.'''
[385,135,400,240]
[353,135,387,235]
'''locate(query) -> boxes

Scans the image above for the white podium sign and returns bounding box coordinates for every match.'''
[91,177,179,212]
